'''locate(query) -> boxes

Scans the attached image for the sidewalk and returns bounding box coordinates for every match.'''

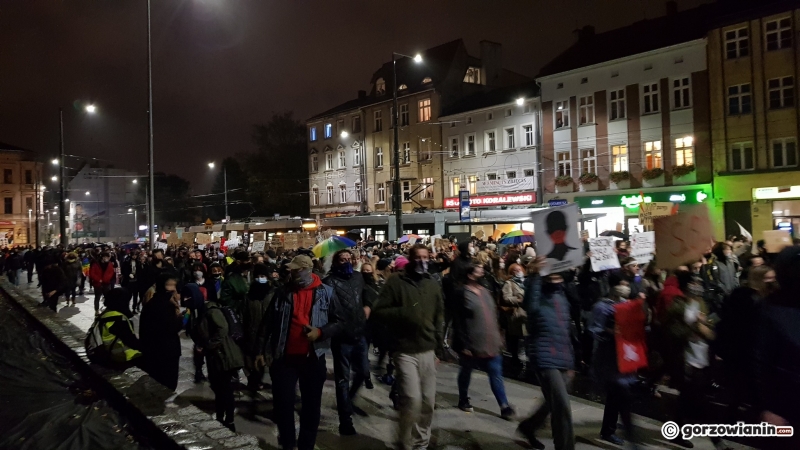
[21,276,755,450]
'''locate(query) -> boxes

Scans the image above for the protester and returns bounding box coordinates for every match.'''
[39,255,66,312]
[500,263,526,368]
[89,252,116,316]
[139,272,184,391]
[98,287,141,367]
[242,263,273,391]
[61,252,82,307]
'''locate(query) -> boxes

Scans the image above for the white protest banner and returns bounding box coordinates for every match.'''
[763,230,792,253]
[251,241,266,252]
[155,241,168,251]
[531,203,583,276]
[630,231,656,264]
[225,238,240,249]
[229,231,238,240]
[639,202,673,230]
[589,237,621,272]
[197,244,205,250]
[654,204,713,270]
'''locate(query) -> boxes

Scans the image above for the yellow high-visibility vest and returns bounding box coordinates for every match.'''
[100,311,142,363]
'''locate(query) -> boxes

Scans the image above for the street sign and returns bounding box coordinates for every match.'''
[459,189,470,222]
[548,199,568,207]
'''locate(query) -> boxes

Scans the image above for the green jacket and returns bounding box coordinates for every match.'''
[202,302,244,373]
[219,273,249,315]
[242,290,274,356]
[372,272,444,357]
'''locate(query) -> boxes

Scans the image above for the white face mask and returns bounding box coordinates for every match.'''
[256,276,268,284]
[194,271,204,280]
[613,285,631,299]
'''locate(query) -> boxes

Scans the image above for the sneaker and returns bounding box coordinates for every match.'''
[338,423,357,436]
[500,406,516,421]
[516,424,545,450]
[669,437,694,448]
[458,399,474,413]
[601,434,624,446]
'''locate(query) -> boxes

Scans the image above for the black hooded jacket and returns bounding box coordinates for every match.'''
[322,266,367,343]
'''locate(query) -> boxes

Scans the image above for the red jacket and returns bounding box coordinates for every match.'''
[89,261,115,288]
[655,276,683,324]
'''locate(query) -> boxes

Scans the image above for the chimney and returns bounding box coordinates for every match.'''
[480,40,502,86]
[576,25,595,43]
[358,90,366,99]
[666,1,678,16]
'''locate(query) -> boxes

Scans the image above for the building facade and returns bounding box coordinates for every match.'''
[67,166,138,243]
[708,3,800,239]
[0,144,44,246]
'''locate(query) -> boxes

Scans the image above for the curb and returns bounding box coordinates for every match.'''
[0,280,261,450]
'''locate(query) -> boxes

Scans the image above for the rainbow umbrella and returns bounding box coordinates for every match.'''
[312,236,356,258]
[498,230,535,244]
[397,234,422,244]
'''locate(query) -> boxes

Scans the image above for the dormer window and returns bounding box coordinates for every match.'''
[376,78,386,95]
[464,66,481,84]
[398,84,408,90]
[422,77,432,84]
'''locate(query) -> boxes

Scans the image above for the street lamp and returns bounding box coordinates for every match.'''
[85,191,90,196]
[391,51,422,239]
[128,208,138,237]
[208,162,228,221]
[85,104,97,114]
[51,176,57,181]
[132,179,138,184]
[59,102,97,246]
[516,97,525,106]
[340,131,349,138]
[51,159,59,165]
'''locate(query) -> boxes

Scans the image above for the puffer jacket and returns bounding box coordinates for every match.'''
[202,302,245,373]
[322,272,367,342]
[523,275,574,371]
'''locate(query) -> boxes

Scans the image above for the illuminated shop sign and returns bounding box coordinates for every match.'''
[754,185,800,200]
[575,187,710,210]
[443,192,536,208]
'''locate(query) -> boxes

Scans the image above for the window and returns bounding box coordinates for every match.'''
[484,131,496,153]
[422,178,434,200]
[339,183,347,203]
[675,137,694,166]
[324,123,332,139]
[725,27,749,59]
[3,198,11,214]
[311,155,318,172]
[337,119,344,135]
[581,148,596,174]
[765,17,792,51]
[449,137,459,157]
[354,182,362,202]
[505,127,515,149]
[3,169,11,184]
[326,184,334,204]
[422,77,432,84]
[421,139,432,161]
[400,104,409,126]
[730,142,754,171]
[376,183,386,203]
[402,181,411,202]
[673,77,691,109]
[418,99,431,122]
[466,116,472,124]
[524,103,532,114]
[325,152,334,171]
[464,66,481,84]
[555,100,569,128]
[451,177,461,196]
[465,134,476,156]
[581,77,588,84]
[728,84,752,115]
[376,78,386,95]
[485,172,498,180]
[24,170,32,185]
[644,141,662,169]
[610,89,626,120]
[772,138,797,168]
[642,83,659,114]
[506,170,517,179]
[505,109,512,118]
[579,95,594,124]
[523,125,535,147]
[374,110,382,132]
[556,151,571,177]
[557,83,564,89]
[311,186,319,206]
[338,151,346,168]
[524,169,535,178]
[25,197,32,212]
[768,77,794,109]
[353,148,362,166]
[487,112,494,121]
[352,116,361,133]
[468,175,478,194]
[309,127,317,141]
[375,147,383,167]
[611,145,629,172]
[402,142,410,163]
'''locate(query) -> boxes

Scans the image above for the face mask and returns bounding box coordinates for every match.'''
[337,261,353,276]
[514,273,525,281]
[469,247,476,256]
[612,285,631,299]
[212,273,222,280]
[367,252,372,258]
[294,268,313,287]
[194,271,204,280]
[362,272,374,284]
[256,276,268,284]
[414,260,428,275]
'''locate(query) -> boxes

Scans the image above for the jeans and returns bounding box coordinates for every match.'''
[332,337,369,427]
[519,368,574,450]
[209,368,236,424]
[14,269,21,286]
[601,377,634,440]
[457,354,509,408]
[394,350,437,450]
[270,354,327,450]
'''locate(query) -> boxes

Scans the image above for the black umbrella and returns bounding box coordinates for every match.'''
[362,241,381,248]
[599,230,627,239]
[346,229,363,240]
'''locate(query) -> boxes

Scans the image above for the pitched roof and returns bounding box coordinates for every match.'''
[0,141,30,152]
[440,81,540,117]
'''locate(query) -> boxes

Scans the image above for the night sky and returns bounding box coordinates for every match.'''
[0,0,710,192]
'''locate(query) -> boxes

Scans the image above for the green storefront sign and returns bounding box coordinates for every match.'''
[574,185,711,210]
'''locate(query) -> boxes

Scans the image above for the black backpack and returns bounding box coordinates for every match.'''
[196,304,244,346]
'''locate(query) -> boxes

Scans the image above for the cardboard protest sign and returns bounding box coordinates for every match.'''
[180,232,195,245]
[196,233,212,245]
[301,234,317,249]
[532,203,583,276]
[630,231,656,264]
[639,202,673,230]
[251,241,266,252]
[653,204,713,270]
[225,237,240,249]
[253,232,266,242]
[589,237,621,272]
[763,230,792,253]
[167,233,179,245]
[282,233,299,249]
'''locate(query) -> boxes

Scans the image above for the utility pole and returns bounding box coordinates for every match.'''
[391,53,402,240]
[146,0,156,244]
[58,108,66,245]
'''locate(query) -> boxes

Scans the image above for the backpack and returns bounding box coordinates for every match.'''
[196,304,244,346]
[85,316,114,364]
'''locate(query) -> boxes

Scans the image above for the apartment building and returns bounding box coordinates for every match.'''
[0,143,44,245]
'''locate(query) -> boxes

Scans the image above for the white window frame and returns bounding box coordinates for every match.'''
[326,184,334,204]
[675,137,694,166]
[728,83,752,115]
[402,142,411,164]
[672,77,692,109]
[523,168,535,178]
[725,27,749,59]
[555,150,571,177]
[325,152,334,171]
[484,130,496,153]
[765,17,792,52]
[353,148,362,167]
[642,82,659,114]
[400,104,409,127]
[402,181,412,202]
[578,95,594,124]
[311,186,319,206]
[310,155,318,173]
[580,148,597,174]
[420,139,432,161]
[611,144,629,172]
[504,127,515,150]
[449,137,459,158]
[642,140,663,170]
[338,150,346,168]
[421,177,434,200]
[376,182,386,203]
[467,175,478,195]
[418,98,431,123]
[309,126,317,142]
[354,181,362,202]
[324,123,333,139]
[768,76,794,109]
[771,137,798,168]
[374,110,382,132]
[522,124,535,147]
[339,183,347,203]
[555,100,569,129]
[609,89,626,120]
[465,134,476,156]
[451,176,461,196]
[730,142,754,172]
[375,147,383,168]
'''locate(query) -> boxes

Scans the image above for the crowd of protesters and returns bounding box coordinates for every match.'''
[9,230,800,450]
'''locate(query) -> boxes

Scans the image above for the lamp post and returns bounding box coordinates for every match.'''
[146,0,156,246]
[58,104,96,246]
[128,208,137,237]
[391,52,422,239]
[27,209,32,245]
[208,162,228,221]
